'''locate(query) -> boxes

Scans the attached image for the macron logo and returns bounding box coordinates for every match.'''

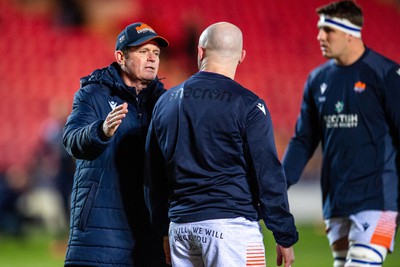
[109,100,117,110]
[320,83,327,94]
[257,103,266,115]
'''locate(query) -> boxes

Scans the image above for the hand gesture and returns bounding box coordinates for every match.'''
[102,102,128,138]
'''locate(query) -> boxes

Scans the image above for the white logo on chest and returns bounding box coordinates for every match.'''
[108,100,117,110]
[320,83,327,94]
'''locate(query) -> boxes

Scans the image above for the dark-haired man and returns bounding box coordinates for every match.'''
[283,1,400,266]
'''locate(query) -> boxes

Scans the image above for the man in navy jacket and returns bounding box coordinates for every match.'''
[145,22,298,267]
[63,22,169,266]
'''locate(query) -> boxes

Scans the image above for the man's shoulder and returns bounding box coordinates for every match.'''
[310,60,334,75]
[79,63,119,89]
[362,48,399,76]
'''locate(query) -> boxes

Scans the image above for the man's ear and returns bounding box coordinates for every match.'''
[347,34,358,43]
[238,50,246,64]
[115,50,125,65]
[198,46,205,61]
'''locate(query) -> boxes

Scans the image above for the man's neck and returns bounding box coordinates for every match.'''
[122,75,151,94]
[200,61,237,80]
[335,41,365,66]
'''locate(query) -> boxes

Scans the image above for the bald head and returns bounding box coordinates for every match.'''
[197,22,245,79]
[199,22,243,58]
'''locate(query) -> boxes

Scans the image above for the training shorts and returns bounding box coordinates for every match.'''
[324,210,398,251]
[168,217,266,267]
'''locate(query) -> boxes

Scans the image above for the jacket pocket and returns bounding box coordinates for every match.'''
[78,181,98,231]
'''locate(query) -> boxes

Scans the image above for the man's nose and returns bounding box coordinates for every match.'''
[317,29,326,41]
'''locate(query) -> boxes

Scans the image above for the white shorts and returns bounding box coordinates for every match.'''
[168,217,266,267]
[324,210,398,252]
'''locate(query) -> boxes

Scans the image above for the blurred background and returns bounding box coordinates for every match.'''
[0,0,399,265]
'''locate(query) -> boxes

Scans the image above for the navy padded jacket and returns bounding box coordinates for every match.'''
[63,62,167,266]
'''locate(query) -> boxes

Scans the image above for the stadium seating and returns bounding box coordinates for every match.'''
[0,0,399,169]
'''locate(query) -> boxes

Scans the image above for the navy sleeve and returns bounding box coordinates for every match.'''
[63,88,111,160]
[383,65,400,145]
[244,98,298,247]
[282,77,321,187]
[383,66,400,209]
[144,119,170,236]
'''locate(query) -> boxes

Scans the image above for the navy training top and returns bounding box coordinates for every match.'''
[283,47,400,219]
[145,71,298,248]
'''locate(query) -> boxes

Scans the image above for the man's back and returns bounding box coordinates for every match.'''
[148,68,297,239]
[150,71,263,223]
[145,22,297,267]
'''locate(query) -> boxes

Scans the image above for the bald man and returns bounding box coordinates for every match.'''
[144,22,298,267]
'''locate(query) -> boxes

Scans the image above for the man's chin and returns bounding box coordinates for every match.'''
[322,52,333,59]
[141,77,156,84]
[143,74,157,81]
